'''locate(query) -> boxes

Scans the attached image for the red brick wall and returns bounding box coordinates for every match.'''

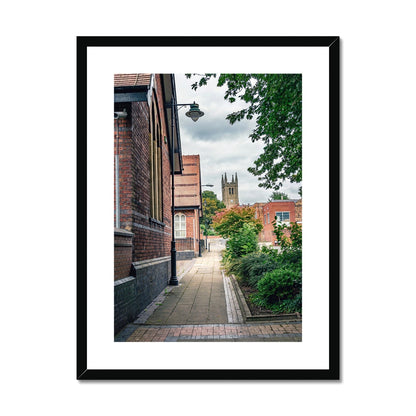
[114,75,173,267]
[175,208,200,255]
[114,229,133,280]
[295,199,302,223]
[260,201,296,244]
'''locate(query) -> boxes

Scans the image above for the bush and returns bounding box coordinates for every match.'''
[274,249,302,273]
[234,251,280,287]
[221,229,302,314]
[225,223,258,259]
[257,268,300,303]
[252,292,302,314]
[253,267,302,313]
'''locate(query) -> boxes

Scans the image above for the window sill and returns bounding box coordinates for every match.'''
[149,218,165,227]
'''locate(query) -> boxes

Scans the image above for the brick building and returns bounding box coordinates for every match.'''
[113,73,183,334]
[259,200,301,244]
[252,202,266,223]
[173,155,202,259]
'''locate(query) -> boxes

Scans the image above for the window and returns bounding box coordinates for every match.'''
[150,95,163,221]
[275,211,290,223]
[267,213,270,224]
[174,214,186,238]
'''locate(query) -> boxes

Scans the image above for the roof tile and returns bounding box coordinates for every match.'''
[114,73,151,87]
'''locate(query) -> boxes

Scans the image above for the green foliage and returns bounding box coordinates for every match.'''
[233,251,280,287]
[227,244,302,314]
[268,191,289,201]
[202,190,225,235]
[186,73,302,192]
[213,205,262,238]
[274,221,302,251]
[255,267,301,306]
[200,223,216,236]
[225,223,258,259]
[251,292,302,314]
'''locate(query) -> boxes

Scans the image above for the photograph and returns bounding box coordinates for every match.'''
[113,73,303,344]
[78,37,339,379]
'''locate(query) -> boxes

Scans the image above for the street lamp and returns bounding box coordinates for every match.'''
[199,184,214,257]
[185,102,204,122]
[169,99,204,286]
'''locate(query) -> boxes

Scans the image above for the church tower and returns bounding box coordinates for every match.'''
[221,172,239,208]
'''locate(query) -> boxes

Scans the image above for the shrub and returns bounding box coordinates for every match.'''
[252,292,302,314]
[225,223,258,259]
[274,249,302,273]
[234,251,280,287]
[254,267,302,313]
[221,256,241,276]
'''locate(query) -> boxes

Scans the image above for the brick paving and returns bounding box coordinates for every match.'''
[116,322,302,342]
[115,239,302,342]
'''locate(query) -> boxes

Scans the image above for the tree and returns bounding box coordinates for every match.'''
[201,190,225,234]
[273,221,302,251]
[186,74,302,192]
[269,191,289,201]
[212,205,263,238]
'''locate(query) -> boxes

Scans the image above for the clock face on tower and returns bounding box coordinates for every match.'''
[230,200,233,203]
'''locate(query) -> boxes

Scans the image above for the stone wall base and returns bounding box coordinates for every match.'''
[114,256,171,335]
[177,250,196,260]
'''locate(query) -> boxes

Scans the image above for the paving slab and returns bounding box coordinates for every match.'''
[145,243,228,325]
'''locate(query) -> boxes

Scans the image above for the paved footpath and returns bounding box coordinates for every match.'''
[115,240,302,342]
[145,245,228,325]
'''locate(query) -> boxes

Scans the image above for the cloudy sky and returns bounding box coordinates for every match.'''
[174,74,301,205]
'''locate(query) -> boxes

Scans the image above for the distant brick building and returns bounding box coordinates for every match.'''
[295,199,302,223]
[174,155,202,259]
[259,200,301,244]
[252,202,266,223]
[113,73,183,334]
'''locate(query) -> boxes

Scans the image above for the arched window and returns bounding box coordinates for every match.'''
[150,93,163,222]
[174,214,186,238]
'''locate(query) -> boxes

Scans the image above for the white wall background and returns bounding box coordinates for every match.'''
[1,1,415,415]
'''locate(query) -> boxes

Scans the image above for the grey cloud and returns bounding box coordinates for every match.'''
[175,73,301,205]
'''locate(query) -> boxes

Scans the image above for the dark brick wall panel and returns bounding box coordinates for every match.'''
[131,258,171,314]
[114,276,137,334]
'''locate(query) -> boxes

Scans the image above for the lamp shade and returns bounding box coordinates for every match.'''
[185,102,204,122]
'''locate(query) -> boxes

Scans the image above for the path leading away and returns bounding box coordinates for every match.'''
[115,239,302,342]
[145,241,228,325]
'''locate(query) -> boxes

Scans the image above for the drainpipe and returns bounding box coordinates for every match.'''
[114,109,128,228]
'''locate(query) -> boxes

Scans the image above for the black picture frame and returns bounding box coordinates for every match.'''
[77,36,340,380]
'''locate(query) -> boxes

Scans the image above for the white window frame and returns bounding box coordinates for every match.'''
[275,211,290,223]
[174,214,186,239]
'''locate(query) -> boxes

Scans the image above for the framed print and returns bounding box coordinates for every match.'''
[77,36,340,380]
